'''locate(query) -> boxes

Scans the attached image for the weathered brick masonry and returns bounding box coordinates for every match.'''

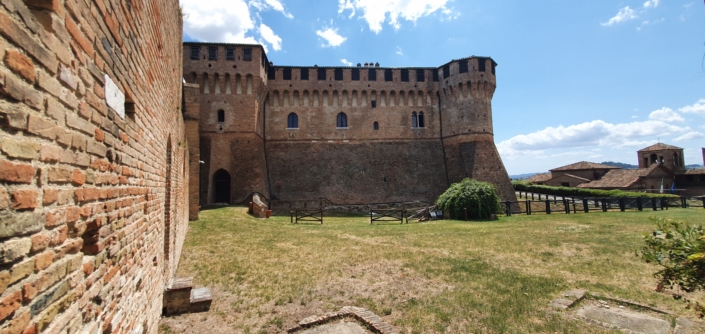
[0,0,189,333]
[184,43,517,208]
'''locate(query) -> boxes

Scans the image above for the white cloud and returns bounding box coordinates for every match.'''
[674,131,705,142]
[602,6,637,26]
[643,0,660,9]
[340,59,354,66]
[498,119,690,159]
[249,0,294,18]
[648,107,685,122]
[679,99,705,115]
[338,0,452,34]
[258,23,282,51]
[396,46,403,55]
[316,28,347,47]
[181,0,288,51]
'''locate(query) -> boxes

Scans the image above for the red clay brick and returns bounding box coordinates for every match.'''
[64,15,93,56]
[39,144,62,163]
[0,291,22,322]
[12,189,38,210]
[34,251,53,272]
[4,50,36,83]
[71,169,85,185]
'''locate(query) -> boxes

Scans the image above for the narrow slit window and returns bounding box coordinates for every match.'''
[334,68,343,81]
[384,69,393,82]
[443,64,450,78]
[226,48,235,60]
[478,59,486,72]
[208,47,217,60]
[287,113,298,128]
[337,113,348,128]
[373,121,379,130]
[412,112,418,128]
[283,68,292,80]
[416,70,425,82]
[217,110,225,123]
[351,68,360,81]
[401,69,409,82]
[243,48,252,61]
[300,68,309,80]
[418,112,425,128]
[432,69,439,82]
[190,46,200,60]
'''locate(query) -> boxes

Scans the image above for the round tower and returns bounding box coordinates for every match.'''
[437,57,516,202]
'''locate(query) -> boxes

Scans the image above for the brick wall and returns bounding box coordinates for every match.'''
[0,1,188,333]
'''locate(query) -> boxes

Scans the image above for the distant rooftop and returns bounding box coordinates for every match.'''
[638,143,683,152]
[550,161,621,172]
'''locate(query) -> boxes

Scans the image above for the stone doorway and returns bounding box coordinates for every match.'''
[213,169,231,203]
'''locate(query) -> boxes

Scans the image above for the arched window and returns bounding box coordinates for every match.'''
[418,112,425,128]
[373,121,379,130]
[217,110,225,123]
[287,113,298,128]
[411,112,418,128]
[337,112,348,128]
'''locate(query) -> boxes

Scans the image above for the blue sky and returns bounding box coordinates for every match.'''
[180,0,705,175]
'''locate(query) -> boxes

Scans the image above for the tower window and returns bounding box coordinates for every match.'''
[300,68,309,80]
[459,60,468,73]
[243,48,252,61]
[217,110,225,123]
[443,64,450,78]
[373,122,379,130]
[287,113,298,128]
[371,100,377,108]
[416,70,425,82]
[283,68,292,80]
[418,112,425,128]
[384,69,393,82]
[351,68,360,81]
[478,59,486,72]
[334,68,343,81]
[226,48,235,60]
[337,113,348,128]
[412,112,418,128]
[208,47,217,60]
[190,46,200,60]
[368,69,377,81]
[318,68,326,80]
[268,68,276,80]
[432,69,439,82]
[401,69,409,82]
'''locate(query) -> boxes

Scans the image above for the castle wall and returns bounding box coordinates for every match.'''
[0,1,188,333]
[184,84,200,219]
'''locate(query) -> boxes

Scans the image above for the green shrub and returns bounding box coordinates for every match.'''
[436,178,500,220]
[641,218,705,316]
[512,180,678,199]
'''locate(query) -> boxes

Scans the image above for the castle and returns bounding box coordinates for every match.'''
[182,42,517,209]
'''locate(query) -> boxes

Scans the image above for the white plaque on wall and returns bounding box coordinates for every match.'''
[105,74,125,119]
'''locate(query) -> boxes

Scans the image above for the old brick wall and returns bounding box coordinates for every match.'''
[183,83,199,219]
[0,1,188,333]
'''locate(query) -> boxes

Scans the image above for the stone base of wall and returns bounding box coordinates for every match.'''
[163,277,213,316]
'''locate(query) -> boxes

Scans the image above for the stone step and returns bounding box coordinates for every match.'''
[189,287,213,313]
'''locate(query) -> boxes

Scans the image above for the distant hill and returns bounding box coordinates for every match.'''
[686,164,704,169]
[509,172,541,180]
[601,161,637,169]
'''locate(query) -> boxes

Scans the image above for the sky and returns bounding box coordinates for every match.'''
[180,0,705,175]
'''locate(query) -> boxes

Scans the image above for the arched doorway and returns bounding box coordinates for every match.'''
[213,169,231,203]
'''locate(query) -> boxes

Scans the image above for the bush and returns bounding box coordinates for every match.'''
[512,180,678,199]
[641,218,705,316]
[436,178,500,220]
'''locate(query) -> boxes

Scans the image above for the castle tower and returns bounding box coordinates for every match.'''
[437,57,517,202]
[637,143,686,173]
[183,43,271,205]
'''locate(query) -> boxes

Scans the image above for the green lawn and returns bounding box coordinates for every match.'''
[161,207,705,334]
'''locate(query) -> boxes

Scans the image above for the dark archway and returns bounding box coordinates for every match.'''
[213,169,231,203]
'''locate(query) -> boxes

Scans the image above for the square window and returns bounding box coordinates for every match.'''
[351,68,360,81]
[416,70,425,82]
[283,68,292,80]
[459,60,468,73]
[226,48,235,60]
[317,68,326,80]
[243,48,252,61]
[268,68,276,80]
[300,68,309,80]
[208,47,217,60]
[368,69,377,81]
[190,46,200,60]
[432,69,439,82]
[478,59,486,72]
[401,69,409,82]
[371,100,377,108]
[443,64,450,78]
[384,69,393,82]
[334,68,343,81]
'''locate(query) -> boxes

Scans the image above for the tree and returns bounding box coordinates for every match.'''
[436,178,500,220]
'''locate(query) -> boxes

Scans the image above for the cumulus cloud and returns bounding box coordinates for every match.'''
[181,0,288,51]
[498,119,690,159]
[340,59,354,66]
[674,131,705,142]
[601,6,638,26]
[338,0,452,34]
[258,23,282,51]
[679,99,705,115]
[643,0,660,8]
[316,28,347,47]
[648,107,685,122]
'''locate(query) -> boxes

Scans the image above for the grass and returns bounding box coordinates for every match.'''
[163,206,705,333]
